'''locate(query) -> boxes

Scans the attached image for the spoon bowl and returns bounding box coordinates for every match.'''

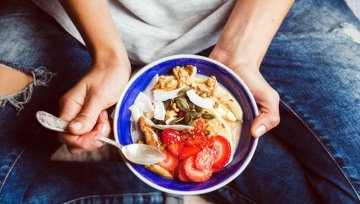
[36,111,164,165]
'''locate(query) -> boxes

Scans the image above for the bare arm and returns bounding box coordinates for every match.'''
[58,0,131,153]
[210,0,294,137]
[60,0,129,65]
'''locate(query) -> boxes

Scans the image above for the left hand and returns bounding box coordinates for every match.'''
[209,49,280,138]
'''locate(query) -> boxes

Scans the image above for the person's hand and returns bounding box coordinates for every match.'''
[210,51,280,138]
[58,61,130,153]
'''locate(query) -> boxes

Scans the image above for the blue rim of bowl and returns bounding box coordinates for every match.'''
[113,54,259,195]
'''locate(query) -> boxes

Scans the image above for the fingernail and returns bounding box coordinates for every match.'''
[101,123,108,134]
[254,125,266,137]
[69,121,82,131]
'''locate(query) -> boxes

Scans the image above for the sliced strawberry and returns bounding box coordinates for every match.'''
[209,136,231,172]
[161,129,182,145]
[193,119,204,135]
[179,146,202,160]
[160,150,179,172]
[183,156,212,182]
[195,148,215,171]
[167,143,182,156]
[177,162,191,182]
[186,136,211,148]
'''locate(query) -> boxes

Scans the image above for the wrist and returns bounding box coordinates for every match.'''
[210,41,262,72]
[91,49,131,79]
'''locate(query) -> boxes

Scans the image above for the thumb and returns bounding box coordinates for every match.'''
[250,88,280,138]
[68,96,103,135]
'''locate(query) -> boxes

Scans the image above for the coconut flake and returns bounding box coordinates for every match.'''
[135,92,154,113]
[129,105,142,122]
[144,74,158,101]
[165,117,175,125]
[130,120,143,143]
[153,86,185,101]
[186,89,213,109]
[152,124,194,131]
[153,101,165,121]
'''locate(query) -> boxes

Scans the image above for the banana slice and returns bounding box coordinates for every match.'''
[211,98,237,121]
[214,86,243,122]
[145,164,173,179]
[205,109,235,154]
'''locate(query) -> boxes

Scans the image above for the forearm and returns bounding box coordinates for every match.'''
[60,0,130,71]
[212,0,294,69]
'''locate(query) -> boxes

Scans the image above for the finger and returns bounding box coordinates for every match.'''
[98,110,110,130]
[58,111,111,151]
[251,89,280,138]
[59,89,84,122]
[68,95,103,135]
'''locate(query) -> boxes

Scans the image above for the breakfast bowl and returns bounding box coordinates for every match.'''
[113,54,258,195]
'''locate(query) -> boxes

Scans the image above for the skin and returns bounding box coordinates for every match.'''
[59,0,294,153]
[59,0,131,153]
[210,0,294,137]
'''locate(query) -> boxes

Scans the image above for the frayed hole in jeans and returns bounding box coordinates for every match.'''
[0,64,55,111]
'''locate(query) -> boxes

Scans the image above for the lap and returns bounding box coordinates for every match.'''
[254,0,360,202]
[0,7,187,202]
[0,1,164,203]
[209,0,360,203]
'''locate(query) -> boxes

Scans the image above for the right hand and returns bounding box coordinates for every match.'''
[58,60,130,154]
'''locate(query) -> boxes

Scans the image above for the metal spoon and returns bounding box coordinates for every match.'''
[35,111,164,165]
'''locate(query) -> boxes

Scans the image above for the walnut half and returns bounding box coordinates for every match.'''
[173,65,197,88]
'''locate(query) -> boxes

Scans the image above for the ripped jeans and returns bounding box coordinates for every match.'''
[0,0,360,203]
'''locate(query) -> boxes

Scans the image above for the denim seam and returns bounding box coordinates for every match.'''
[61,192,163,204]
[0,147,26,193]
[279,99,360,201]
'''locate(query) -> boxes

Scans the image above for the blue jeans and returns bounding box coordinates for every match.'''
[0,0,359,203]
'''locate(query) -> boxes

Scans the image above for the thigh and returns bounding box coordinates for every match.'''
[22,161,164,204]
[261,0,360,201]
[208,127,318,204]
[206,1,360,203]
[0,0,92,201]
[0,2,164,203]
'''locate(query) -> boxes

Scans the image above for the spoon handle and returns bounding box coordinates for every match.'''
[98,136,123,150]
[36,111,124,150]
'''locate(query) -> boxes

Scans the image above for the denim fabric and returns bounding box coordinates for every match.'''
[204,0,360,203]
[0,0,359,204]
[0,1,166,203]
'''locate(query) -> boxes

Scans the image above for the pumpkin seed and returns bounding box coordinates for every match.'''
[151,118,165,125]
[184,112,193,125]
[151,118,159,124]
[195,105,204,112]
[202,113,216,120]
[188,100,195,110]
[169,117,184,125]
[177,87,191,97]
[192,112,202,120]
[175,97,190,111]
